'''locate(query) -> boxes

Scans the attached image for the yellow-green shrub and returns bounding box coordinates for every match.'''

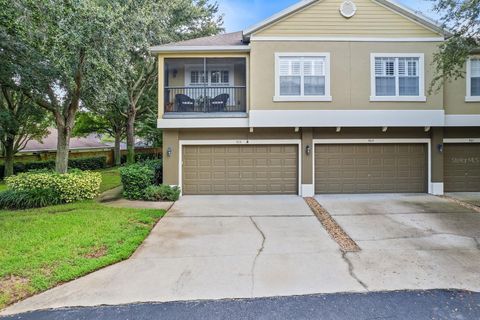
[6,170,102,203]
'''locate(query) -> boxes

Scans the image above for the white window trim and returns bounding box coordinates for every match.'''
[466,56,480,102]
[370,53,426,102]
[274,52,332,102]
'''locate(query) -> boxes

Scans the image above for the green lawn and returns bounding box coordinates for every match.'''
[97,167,122,193]
[0,201,165,309]
[0,167,122,194]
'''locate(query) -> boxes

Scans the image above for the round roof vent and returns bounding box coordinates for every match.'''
[340,1,357,18]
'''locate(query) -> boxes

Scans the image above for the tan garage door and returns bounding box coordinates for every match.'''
[182,144,298,195]
[315,144,427,194]
[444,144,480,192]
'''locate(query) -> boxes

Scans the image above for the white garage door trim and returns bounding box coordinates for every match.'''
[179,139,302,196]
[311,139,436,195]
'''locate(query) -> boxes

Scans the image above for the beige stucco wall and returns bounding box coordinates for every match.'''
[254,0,440,38]
[250,41,444,110]
[444,56,480,114]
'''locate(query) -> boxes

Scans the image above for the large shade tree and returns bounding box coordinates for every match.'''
[1,0,126,173]
[0,87,50,177]
[430,0,480,90]
[119,0,223,164]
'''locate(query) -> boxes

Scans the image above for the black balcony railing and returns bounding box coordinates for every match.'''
[164,86,246,113]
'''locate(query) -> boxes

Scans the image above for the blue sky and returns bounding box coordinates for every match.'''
[218,0,440,32]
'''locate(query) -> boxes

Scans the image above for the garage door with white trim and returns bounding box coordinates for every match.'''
[315,144,427,194]
[444,143,480,192]
[183,145,298,195]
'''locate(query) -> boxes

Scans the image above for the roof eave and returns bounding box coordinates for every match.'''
[150,45,250,54]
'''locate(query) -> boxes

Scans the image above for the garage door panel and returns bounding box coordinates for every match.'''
[315,143,427,194]
[183,144,298,195]
[444,144,480,192]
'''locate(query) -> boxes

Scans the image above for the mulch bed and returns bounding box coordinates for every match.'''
[304,197,361,253]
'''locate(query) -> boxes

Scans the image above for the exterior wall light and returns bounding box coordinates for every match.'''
[167,146,173,157]
[437,144,444,153]
[305,145,311,156]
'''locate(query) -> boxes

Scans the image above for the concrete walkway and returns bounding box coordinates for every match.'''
[3,194,480,316]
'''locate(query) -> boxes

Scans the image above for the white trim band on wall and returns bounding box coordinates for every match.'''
[250,36,445,42]
[178,139,303,196]
[249,110,445,128]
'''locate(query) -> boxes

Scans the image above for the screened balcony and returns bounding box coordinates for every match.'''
[163,58,247,117]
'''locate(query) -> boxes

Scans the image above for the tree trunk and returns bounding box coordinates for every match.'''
[126,107,136,165]
[114,129,122,166]
[3,137,15,178]
[56,124,72,174]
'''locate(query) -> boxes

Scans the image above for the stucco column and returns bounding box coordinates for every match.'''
[430,127,444,195]
[301,128,314,197]
[162,129,180,186]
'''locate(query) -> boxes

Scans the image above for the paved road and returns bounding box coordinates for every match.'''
[2,290,479,320]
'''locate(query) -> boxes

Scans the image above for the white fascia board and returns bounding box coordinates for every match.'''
[158,118,249,129]
[444,115,480,127]
[250,36,445,42]
[150,46,250,54]
[249,110,445,127]
[243,0,317,36]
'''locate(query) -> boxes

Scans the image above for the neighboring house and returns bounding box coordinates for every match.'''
[151,0,480,196]
[23,128,110,152]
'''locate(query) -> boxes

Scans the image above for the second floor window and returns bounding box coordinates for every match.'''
[275,53,331,101]
[467,57,480,101]
[371,54,425,102]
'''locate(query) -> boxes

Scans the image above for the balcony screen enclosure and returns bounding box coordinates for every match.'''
[164,58,247,114]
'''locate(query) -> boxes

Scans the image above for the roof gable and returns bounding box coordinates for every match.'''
[244,0,446,39]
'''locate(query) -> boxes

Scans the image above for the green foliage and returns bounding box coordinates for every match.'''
[0,156,107,178]
[120,164,155,200]
[0,201,165,309]
[120,160,165,200]
[0,188,62,210]
[144,185,180,202]
[69,156,107,171]
[430,0,479,92]
[6,171,101,203]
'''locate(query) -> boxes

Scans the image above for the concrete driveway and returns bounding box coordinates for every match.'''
[2,196,361,316]
[316,194,480,292]
[3,194,480,316]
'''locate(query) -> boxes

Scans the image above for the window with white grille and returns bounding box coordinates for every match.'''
[275,53,331,101]
[371,54,425,101]
[467,57,480,101]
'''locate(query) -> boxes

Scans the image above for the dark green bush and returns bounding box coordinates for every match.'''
[144,185,180,202]
[121,152,161,164]
[120,164,155,200]
[142,159,163,185]
[69,156,107,170]
[0,156,108,178]
[0,188,64,210]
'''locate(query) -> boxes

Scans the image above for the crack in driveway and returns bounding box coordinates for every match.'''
[341,251,369,291]
[249,217,266,296]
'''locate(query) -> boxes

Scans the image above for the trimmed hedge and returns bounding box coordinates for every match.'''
[144,185,180,202]
[120,159,171,201]
[0,156,107,179]
[0,188,63,210]
[6,170,102,204]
